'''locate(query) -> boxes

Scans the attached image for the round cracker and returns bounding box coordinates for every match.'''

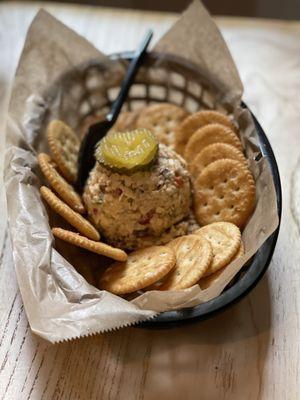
[114,110,140,131]
[52,228,126,261]
[234,239,245,259]
[136,103,189,148]
[195,222,241,276]
[99,245,176,294]
[184,124,243,162]
[47,119,80,183]
[158,235,213,290]
[40,186,100,241]
[194,159,256,228]
[38,153,85,214]
[174,110,236,155]
[80,110,140,139]
[190,143,247,179]
[199,241,244,289]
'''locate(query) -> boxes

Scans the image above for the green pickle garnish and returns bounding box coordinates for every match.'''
[95,129,158,173]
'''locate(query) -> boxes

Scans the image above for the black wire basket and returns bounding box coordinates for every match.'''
[45,51,282,327]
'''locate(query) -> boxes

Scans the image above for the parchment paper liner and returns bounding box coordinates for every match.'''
[4,1,279,343]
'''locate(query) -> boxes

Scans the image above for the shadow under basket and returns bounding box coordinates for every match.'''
[45,51,282,328]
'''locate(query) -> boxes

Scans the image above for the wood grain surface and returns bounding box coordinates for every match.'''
[1,2,300,399]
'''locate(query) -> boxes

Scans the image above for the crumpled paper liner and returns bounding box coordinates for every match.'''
[4,1,279,343]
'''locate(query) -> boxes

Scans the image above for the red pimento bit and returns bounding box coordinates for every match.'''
[174,176,184,187]
[139,209,155,225]
[112,188,123,197]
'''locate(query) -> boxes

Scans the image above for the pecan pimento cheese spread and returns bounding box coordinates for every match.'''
[83,144,191,250]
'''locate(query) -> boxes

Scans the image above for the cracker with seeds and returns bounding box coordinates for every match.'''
[156,235,213,290]
[40,186,100,241]
[47,120,80,183]
[136,103,189,148]
[38,153,85,214]
[174,110,236,155]
[99,245,176,294]
[195,222,241,275]
[184,124,243,162]
[199,241,244,289]
[190,143,247,179]
[52,228,127,261]
[194,159,256,228]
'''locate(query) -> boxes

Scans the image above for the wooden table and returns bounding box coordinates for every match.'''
[1,2,300,399]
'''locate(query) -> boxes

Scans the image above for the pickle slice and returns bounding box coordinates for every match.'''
[95,129,158,173]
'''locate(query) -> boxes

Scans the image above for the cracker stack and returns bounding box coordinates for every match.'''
[39,120,128,262]
[174,110,256,228]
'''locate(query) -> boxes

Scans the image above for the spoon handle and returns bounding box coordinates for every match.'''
[107,29,153,123]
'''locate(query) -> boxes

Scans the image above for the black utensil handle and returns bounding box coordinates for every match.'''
[107,29,153,123]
